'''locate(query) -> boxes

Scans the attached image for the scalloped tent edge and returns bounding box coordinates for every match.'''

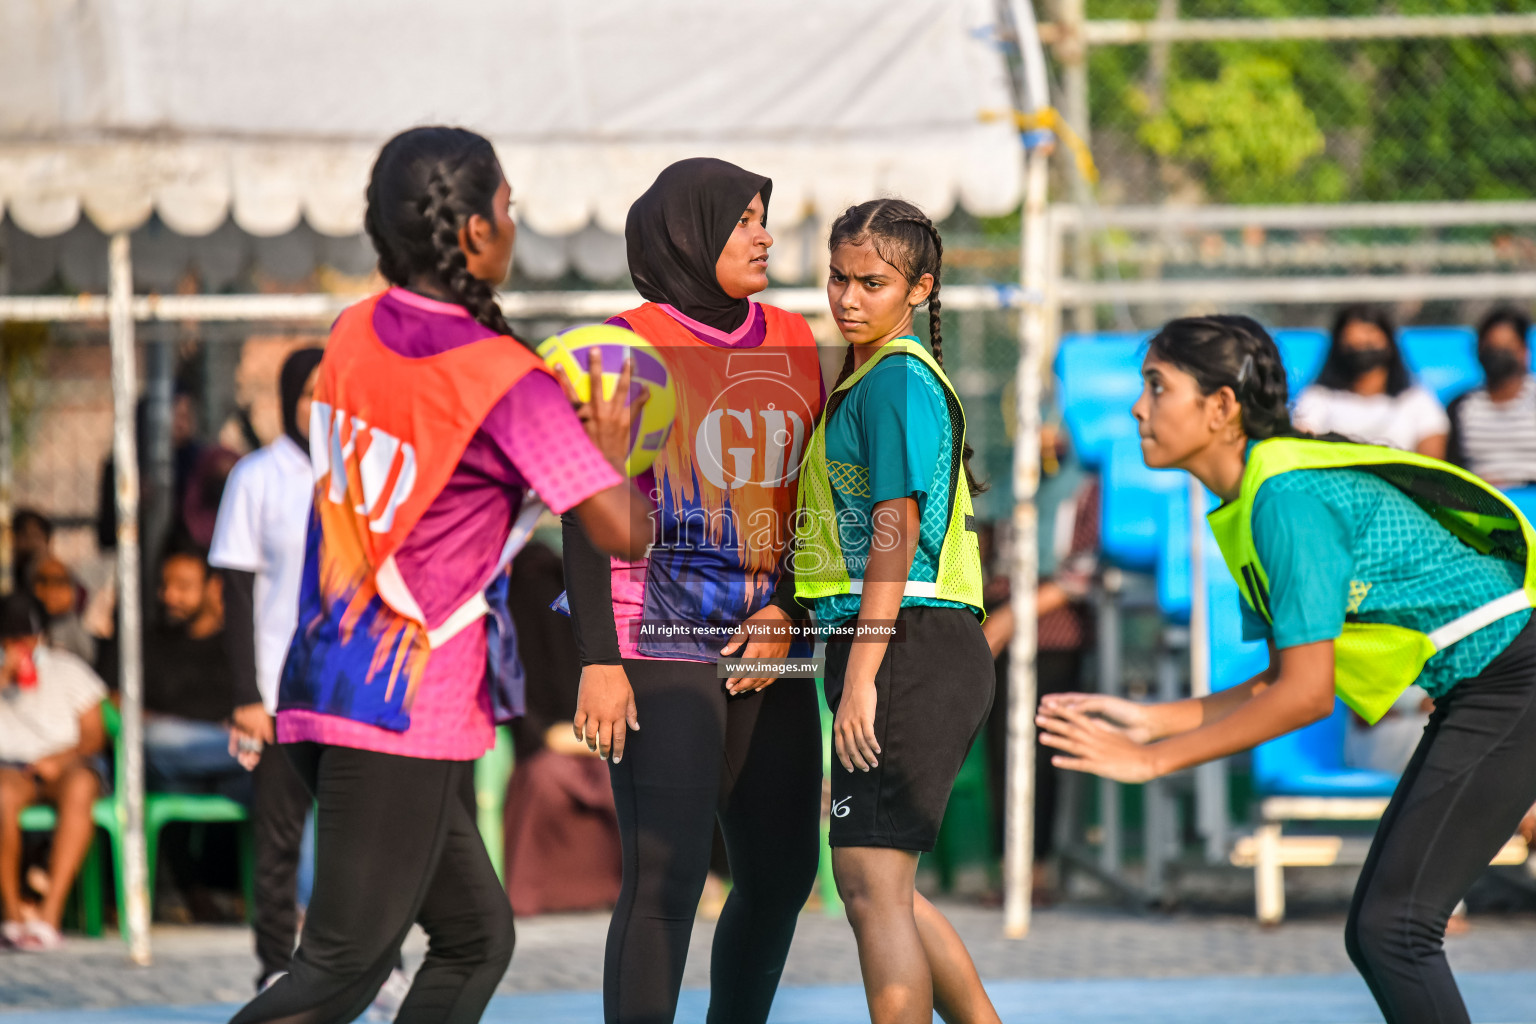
[0,0,1024,242]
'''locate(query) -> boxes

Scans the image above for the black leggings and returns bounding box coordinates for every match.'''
[229,744,514,1024]
[604,660,822,1024]
[1345,617,1536,1024]
[251,740,314,985]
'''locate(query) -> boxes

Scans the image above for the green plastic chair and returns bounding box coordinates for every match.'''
[474,725,515,882]
[100,702,256,940]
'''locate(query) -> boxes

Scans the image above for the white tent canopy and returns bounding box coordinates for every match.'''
[1,0,1022,243]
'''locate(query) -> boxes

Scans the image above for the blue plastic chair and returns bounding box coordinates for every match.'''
[1399,326,1480,404]
[1054,334,1148,470]
[1504,486,1536,523]
[1151,478,1220,624]
[1272,329,1328,396]
[1101,435,1186,572]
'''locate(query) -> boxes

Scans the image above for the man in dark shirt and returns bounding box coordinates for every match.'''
[140,543,247,800]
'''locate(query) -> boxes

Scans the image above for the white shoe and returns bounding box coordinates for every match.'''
[0,921,25,948]
[366,967,411,1020]
[15,921,62,952]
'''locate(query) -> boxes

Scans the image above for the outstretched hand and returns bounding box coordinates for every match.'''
[1039,692,1159,745]
[1037,703,1160,784]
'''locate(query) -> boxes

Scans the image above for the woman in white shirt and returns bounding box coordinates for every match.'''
[1292,305,1449,457]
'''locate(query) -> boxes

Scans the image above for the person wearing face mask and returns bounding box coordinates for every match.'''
[1447,307,1536,487]
[1293,305,1448,457]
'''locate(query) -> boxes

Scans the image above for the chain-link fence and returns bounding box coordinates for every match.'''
[3,325,330,598]
[8,8,1536,563]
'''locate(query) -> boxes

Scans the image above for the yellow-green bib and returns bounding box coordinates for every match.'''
[1208,437,1536,724]
[792,339,984,615]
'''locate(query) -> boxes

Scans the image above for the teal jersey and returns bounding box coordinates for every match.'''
[1239,466,1529,697]
[812,344,970,628]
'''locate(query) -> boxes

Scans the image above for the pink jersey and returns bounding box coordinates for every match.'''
[278,288,621,759]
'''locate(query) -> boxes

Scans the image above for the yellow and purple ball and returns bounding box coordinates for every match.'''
[536,324,676,477]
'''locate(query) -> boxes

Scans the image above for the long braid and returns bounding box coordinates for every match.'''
[363,127,524,344]
[894,213,986,497]
[831,344,856,394]
[423,166,515,338]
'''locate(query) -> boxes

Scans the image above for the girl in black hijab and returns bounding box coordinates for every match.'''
[561,158,825,1024]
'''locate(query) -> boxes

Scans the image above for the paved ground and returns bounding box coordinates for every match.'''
[3,902,1536,1016]
[5,973,1536,1023]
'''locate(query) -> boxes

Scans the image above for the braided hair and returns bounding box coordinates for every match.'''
[363,126,518,340]
[1145,315,1301,440]
[827,199,985,495]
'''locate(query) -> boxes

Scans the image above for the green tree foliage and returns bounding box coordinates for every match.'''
[1084,0,1536,203]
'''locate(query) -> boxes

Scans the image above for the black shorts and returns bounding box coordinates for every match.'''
[823,605,994,852]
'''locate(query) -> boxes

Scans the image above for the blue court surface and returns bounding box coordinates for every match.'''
[4,972,1536,1024]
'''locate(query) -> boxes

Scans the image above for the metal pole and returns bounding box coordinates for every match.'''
[108,232,152,966]
[0,229,9,597]
[1058,0,1094,335]
[1038,12,1536,45]
[141,337,173,600]
[1187,478,1228,863]
[1003,0,1052,941]
[0,351,11,599]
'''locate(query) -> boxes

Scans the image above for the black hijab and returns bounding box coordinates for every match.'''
[280,347,325,455]
[626,158,773,333]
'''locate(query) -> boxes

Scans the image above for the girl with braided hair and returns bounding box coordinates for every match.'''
[230,126,653,1024]
[1040,315,1536,1024]
[795,198,999,1023]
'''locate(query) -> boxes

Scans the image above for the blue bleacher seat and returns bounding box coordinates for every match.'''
[1100,435,1186,572]
[1151,475,1220,623]
[1054,333,1148,469]
[1502,486,1536,524]
[1399,326,1480,404]
[1272,329,1328,397]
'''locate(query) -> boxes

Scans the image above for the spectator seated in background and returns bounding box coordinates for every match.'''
[29,554,95,666]
[502,537,622,917]
[1293,304,1448,457]
[0,593,107,952]
[11,509,53,594]
[1447,306,1536,487]
[131,542,247,801]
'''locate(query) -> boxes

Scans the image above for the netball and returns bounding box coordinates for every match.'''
[537,324,677,477]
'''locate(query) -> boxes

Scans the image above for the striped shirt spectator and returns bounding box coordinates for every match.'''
[1447,307,1536,488]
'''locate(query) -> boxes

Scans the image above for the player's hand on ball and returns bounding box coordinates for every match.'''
[1037,703,1159,784]
[573,664,640,763]
[834,677,881,774]
[558,348,648,474]
[1039,692,1158,745]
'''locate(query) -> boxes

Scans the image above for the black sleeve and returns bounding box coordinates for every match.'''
[561,512,623,666]
[220,568,263,710]
[1444,393,1469,470]
[94,633,120,693]
[97,457,118,551]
